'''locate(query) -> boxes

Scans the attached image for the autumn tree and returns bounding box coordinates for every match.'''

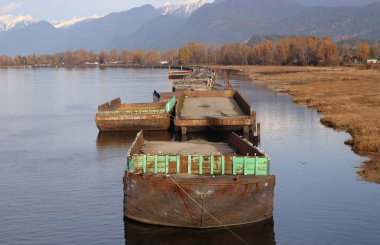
[178,42,208,64]
[316,37,339,65]
[120,50,131,63]
[162,49,177,65]
[143,50,161,65]
[109,50,119,63]
[98,49,109,64]
[262,40,274,64]
[206,44,219,64]
[274,38,290,65]
[178,46,191,64]
[131,49,143,64]
[356,41,370,62]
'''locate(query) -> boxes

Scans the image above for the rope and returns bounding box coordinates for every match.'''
[166,175,250,245]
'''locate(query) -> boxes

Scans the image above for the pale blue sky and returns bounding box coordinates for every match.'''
[0,0,184,21]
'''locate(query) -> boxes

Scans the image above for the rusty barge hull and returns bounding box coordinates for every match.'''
[96,114,171,131]
[95,97,176,132]
[172,79,214,92]
[123,173,275,229]
[168,70,192,80]
[174,90,256,134]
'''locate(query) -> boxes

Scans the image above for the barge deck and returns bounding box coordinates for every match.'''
[174,90,256,134]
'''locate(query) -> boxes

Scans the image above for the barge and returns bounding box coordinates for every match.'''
[171,67,216,92]
[172,78,214,92]
[95,97,176,132]
[174,90,256,134]
[123,130,275,229]
[168,70,192,80]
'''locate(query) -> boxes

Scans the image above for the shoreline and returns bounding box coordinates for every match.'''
[215,65,380,184]
[0,64,184,69]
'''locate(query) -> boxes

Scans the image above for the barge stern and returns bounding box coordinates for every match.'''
[124,173,275,228]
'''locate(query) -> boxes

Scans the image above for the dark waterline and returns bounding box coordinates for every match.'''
[0,67,379,245]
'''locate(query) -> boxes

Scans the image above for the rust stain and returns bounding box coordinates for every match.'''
[123,173,275,229]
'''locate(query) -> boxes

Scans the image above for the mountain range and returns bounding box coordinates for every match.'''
[158,0,211,17]
[0,15,34,32]
[0,0,380,56]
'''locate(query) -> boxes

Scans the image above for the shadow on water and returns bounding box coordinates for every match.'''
[96,130,251,148]
[124,218,276,245]
[96,130,173,148]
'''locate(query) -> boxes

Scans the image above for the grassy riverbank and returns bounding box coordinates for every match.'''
[219,65,380,184]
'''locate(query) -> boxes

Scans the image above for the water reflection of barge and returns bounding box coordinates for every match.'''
[124,217,275,245]
[123,131,275,228]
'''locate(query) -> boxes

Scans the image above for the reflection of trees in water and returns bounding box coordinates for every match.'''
[124,218,275,245]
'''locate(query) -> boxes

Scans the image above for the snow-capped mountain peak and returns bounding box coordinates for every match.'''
[0,15,34,32]
[51,15,103,29]
[159,0,212,17]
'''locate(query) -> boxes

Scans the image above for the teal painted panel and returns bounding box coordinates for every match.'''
[129,154,270,176]
[165,97,177,112]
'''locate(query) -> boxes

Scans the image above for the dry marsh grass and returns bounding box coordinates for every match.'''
[218,65,380,184]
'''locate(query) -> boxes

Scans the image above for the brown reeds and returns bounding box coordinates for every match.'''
[218,65,380,184]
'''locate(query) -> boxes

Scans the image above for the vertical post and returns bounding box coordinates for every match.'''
[255,157,259,175]
[181,126,187,135]
[129,157,135,172]
[232,156,236,175]
[165,155,169,174]
[221,156,225,175]
[176,155,180,174]
[210,156,214,175]
[257,123,261,145]
[199,155,203,175]
[188,155,192,174]
[143,155,147,173]
[154,155,158,173]
[244,157,247,176]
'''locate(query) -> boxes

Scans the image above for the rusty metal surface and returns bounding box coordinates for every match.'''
[128,130,144,156]
[123,173,275,229]
[233,92,252,115]
[98,97,121,112]
[168,70,192,80]
[95,97,176,132]
[181,90,234,98]
[175,125,250,134]
[95,114,171,132]
[228,133,265,156]
[174,91,255,133]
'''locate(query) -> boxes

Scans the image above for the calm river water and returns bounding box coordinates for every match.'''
[0,68,379,245]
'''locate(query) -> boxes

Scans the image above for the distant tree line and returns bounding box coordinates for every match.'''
[0,36,379,67]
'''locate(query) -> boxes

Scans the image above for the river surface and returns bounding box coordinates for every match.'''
[0,67,379,245]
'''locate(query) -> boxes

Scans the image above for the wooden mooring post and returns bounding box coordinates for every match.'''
[257,123,261,145]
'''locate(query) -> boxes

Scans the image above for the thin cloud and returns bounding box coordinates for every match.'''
[0,2,23,14]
